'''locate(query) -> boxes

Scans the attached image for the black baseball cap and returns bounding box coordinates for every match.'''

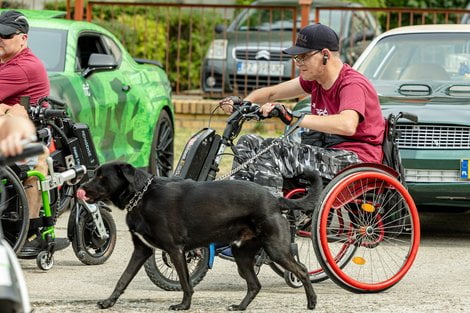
[0,10,29,36]
[283,23,339,55]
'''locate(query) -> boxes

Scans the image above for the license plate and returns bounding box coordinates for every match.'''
[237,61,284,76]
[460,159,469,180]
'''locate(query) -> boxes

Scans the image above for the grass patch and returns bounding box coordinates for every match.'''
[173,123,282,177]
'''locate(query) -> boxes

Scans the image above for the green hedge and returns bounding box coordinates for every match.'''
[46,2,225,92]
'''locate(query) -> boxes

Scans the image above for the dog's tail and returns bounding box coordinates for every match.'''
[278,169,323,212]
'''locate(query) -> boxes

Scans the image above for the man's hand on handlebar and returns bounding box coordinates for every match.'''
[260,103,294,125]
[219,96,243,114]
[0,115,36,157]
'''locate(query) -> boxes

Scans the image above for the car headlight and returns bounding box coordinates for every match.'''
[205,39,227,60]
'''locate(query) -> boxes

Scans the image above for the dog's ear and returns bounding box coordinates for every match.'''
[118,163,136,189]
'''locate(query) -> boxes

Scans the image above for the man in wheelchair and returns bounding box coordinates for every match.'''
[0,10,69,257]
[220,23,385,196]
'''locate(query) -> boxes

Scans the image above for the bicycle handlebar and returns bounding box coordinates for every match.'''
[233,101,282,120]
[0,143,46,166]
[43,109,67,119]
[36,96,66,109]
[28,106,67,122]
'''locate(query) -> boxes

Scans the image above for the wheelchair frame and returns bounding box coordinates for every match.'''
[0,97,116,270]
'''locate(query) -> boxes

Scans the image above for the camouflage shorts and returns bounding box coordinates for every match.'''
[231,134,361,191]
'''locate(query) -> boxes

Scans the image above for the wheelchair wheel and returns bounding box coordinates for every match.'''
[312,169,420,293]
[0,166,29,253]
[144,248,210,291]
[72,204,117,265]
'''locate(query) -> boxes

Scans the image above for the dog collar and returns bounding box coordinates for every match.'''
[124,175,155,212]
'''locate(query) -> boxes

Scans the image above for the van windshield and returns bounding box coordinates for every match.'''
[236,8,345,33]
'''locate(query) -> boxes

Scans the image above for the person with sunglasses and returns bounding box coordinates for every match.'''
[219,23,384,199]
[0,10,69,257]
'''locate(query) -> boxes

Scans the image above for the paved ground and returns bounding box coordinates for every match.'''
[21,208,470,313]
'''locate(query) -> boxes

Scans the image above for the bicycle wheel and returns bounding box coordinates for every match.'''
[312,170,420,293]
[0,166,29,252]
[144,248,210,291]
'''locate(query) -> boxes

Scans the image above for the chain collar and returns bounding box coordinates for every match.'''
[124,176,155,212]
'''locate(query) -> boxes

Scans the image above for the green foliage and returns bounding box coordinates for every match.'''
[1,0,27,9]
[236,0,256,4]
[46,1,225,92]
[94,7,225,92]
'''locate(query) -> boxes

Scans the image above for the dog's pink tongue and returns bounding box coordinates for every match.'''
[76,189,89,201]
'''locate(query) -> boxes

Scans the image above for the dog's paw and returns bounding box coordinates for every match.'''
[97,298,115,309]
[169,303,190,311]
[307,299,317,310]
[227,304,246,311]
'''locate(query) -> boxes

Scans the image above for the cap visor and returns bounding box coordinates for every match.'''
[0,24,17,36]
[282,46,315,55]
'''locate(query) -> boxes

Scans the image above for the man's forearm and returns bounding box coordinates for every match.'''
[244,87,275,104]
[245,77,306,104]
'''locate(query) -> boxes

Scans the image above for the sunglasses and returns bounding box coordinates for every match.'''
[0,32,22,40]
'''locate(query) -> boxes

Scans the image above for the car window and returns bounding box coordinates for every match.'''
[235,8,344,33]
[102,35,122,65]
[356,33,470,82]
[76,33,108,70]
[28,27,67,72]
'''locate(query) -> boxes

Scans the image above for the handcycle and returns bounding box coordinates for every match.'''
[143,100,421,293]
[0,97,117,270]
[0,143,45,313]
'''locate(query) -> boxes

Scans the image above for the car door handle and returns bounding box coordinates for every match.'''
[122,85,131,92]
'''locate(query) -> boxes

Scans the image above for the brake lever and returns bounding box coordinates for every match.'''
[284,113,306,138]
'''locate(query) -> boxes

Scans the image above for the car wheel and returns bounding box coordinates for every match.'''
[149,110,174,177]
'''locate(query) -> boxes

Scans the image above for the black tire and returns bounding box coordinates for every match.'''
[149,110,174,177]
[56,184,74,217]
[0,166,29,253]
[72,205,116,265]
[144,248,210,291]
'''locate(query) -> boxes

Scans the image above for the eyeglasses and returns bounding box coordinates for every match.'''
[293,50,321,65]
[0,32,22,40]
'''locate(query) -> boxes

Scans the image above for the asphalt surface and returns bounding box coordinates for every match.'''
[20,207,470,313]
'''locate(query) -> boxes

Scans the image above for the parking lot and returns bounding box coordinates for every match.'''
[20,208,470,313]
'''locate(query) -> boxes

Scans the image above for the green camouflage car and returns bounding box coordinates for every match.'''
[22,10,174,176]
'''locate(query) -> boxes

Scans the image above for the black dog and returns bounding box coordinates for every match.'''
[79,161,321,311]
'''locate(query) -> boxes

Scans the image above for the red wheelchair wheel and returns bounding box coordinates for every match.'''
[313,170,420,293]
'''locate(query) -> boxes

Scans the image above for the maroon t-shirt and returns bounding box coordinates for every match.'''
[299,64,384,163]
[0,48,50,106]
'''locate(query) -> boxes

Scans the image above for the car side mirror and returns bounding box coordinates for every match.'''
[214,24,226,34]
[82,53,118,78]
